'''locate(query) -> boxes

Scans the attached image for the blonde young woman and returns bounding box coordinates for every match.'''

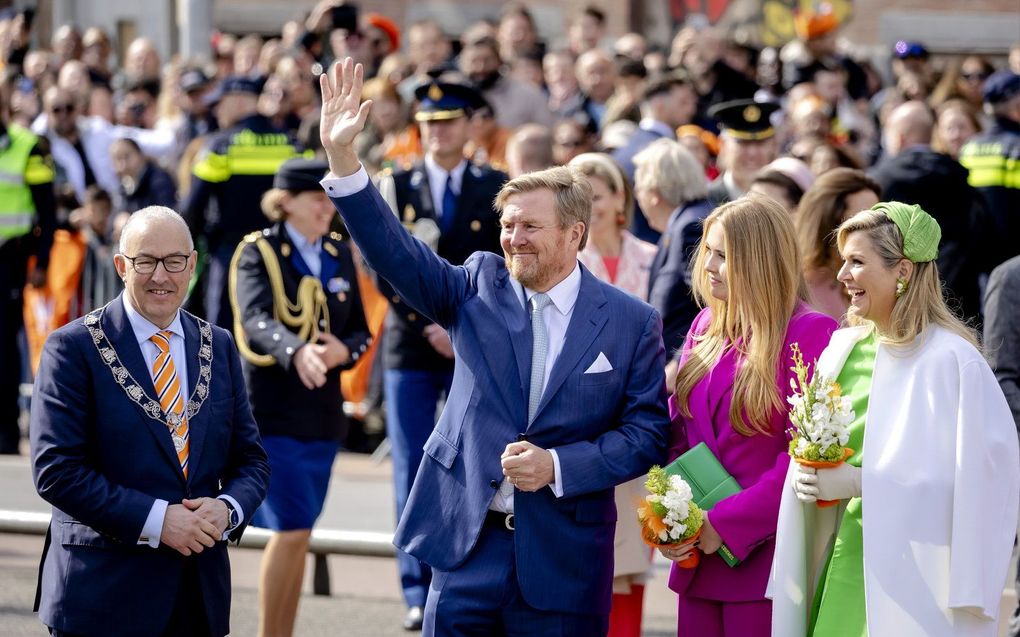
[569,151,657,637]
[661,194,837,637]
[770,202,1020,636]
[570,152,657,298]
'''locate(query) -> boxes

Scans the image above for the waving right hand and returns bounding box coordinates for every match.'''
[319,56,372,176]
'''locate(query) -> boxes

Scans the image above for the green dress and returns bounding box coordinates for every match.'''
[809,333,877,637]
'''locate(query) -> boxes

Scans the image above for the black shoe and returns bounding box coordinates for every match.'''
[403,606,424,631]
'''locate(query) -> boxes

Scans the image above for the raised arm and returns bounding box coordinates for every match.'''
[317,58,471,327]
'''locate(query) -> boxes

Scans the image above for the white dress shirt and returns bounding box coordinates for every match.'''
[638,117,677,139]
[284,222,322,278]
[424,155,467,221]
[123,296,242,547]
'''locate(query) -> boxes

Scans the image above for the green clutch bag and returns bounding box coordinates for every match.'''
[665,442,742,567]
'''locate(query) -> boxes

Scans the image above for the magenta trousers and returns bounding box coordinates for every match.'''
[677,595,772,637]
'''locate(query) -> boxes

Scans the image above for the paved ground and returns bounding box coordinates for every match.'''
[0,450,1015,636]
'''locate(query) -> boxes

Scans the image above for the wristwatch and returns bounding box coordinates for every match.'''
[224,500,240,532]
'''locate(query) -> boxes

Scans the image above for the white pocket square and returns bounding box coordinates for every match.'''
[584,352,613,374]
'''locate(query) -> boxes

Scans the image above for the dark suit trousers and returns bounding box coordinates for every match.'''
[0,237,27,453]
[49,561,213,637]
[422,522,609,637]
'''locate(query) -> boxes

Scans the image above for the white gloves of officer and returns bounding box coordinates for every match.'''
[793,463,862,503]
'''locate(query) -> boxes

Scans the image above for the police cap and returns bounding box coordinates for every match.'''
[205,75,264,106]
[983,70,1020,105]
[274,158,330,192]
[708,99,781,141]
[413,80,483,122]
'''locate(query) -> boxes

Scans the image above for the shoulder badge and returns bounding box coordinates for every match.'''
[244,231,262,243]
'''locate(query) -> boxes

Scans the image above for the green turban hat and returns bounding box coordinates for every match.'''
[872,201,941,263]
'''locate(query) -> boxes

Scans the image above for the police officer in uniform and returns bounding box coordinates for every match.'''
[184,76,308,328]
[0,105,56,454]
[706,99,780,206]
[376,79,506,630]
[229,158,370,637]
[959,70,1020,274]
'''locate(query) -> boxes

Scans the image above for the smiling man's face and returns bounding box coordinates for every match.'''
[114,217,196,329]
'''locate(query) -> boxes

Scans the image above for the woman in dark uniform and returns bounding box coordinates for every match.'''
[229,158,371,637]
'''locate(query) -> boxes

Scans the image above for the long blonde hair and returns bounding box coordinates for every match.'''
[835,210,978,348]
[674,194,808,436]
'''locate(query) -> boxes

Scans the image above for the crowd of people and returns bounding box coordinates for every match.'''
[2,0,1020,636]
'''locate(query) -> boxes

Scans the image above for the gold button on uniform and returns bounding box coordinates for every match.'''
[470,220,481,231]
[408,313,417,321]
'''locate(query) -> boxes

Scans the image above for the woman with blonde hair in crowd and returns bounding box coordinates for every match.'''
[570,152,656,298]
[771,202,1019,636]
[796,168,881,321]
[568,151,656,637]
[661,194,837,637]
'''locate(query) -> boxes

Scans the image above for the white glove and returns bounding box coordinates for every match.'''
[793,463,862,502]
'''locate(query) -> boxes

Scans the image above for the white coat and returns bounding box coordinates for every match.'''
[768,325,1020,637]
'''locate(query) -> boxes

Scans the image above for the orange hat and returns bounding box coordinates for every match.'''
[794,4,839,40]
[366,13,400,51]
[676,125,721,157]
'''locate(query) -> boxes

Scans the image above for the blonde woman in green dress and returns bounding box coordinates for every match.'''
[768,202,1020,637]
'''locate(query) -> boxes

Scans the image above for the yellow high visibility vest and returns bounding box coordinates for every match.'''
[0,124,53,239]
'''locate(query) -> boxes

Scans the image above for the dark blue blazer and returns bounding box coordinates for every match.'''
[30,295,270,637]
[613,126,673,244]
[647,198,714,355]
[328,179,669,616]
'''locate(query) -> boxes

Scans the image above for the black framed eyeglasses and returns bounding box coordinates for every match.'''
[121,253,190,274]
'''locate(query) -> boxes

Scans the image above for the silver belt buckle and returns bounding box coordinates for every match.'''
[504,513,515,531]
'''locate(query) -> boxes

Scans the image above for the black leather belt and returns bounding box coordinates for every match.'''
[485,510,515,532]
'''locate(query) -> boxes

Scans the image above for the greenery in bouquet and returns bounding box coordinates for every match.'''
[786,343,854,462]
[637,466,704,545]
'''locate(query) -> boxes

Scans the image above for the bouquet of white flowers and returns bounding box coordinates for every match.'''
[637,466,704,567]
[786,342,855,507]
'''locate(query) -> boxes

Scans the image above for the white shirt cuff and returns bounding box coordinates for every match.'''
[321,166,369,198]
[138,499,168,548]
[217,494,244,540]
[548,449,564,498]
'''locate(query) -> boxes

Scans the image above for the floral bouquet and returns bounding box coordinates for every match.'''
[786,342,855,507]
[637,466,705,567]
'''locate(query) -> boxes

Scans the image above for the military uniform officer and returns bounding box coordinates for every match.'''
[229,158,371,637]
[706,99,780,206]
[0,113,56,454]
[375,79,506,630]
[183,76,308,328]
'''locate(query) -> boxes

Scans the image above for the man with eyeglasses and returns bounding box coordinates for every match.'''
[0,91,57,455]
[30,205,269,637]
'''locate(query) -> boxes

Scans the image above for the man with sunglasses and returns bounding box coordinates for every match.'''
[30,205,269,637]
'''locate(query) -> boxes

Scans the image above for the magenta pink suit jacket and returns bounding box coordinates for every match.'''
[667,303,836,602]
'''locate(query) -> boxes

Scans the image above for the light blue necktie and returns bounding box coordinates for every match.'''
[527,293,552,425]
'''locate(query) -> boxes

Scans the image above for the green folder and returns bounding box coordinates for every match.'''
[665,442,742,567]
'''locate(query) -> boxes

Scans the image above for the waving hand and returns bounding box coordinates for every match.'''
[319,57,372,177]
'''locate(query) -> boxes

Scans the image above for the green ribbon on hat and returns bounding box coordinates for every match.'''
[872,201,941,263]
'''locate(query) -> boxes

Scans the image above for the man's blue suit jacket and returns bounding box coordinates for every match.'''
[30,295,270,637]
[328,178,669,616]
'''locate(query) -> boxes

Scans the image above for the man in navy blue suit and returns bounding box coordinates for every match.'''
[30,206,270,637]
[318,58,669,636]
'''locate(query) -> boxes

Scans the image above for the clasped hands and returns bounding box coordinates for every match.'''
[160,497,229,556]
[293,332,350,389]
[500,442,555,492]
[793,463,862,503]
